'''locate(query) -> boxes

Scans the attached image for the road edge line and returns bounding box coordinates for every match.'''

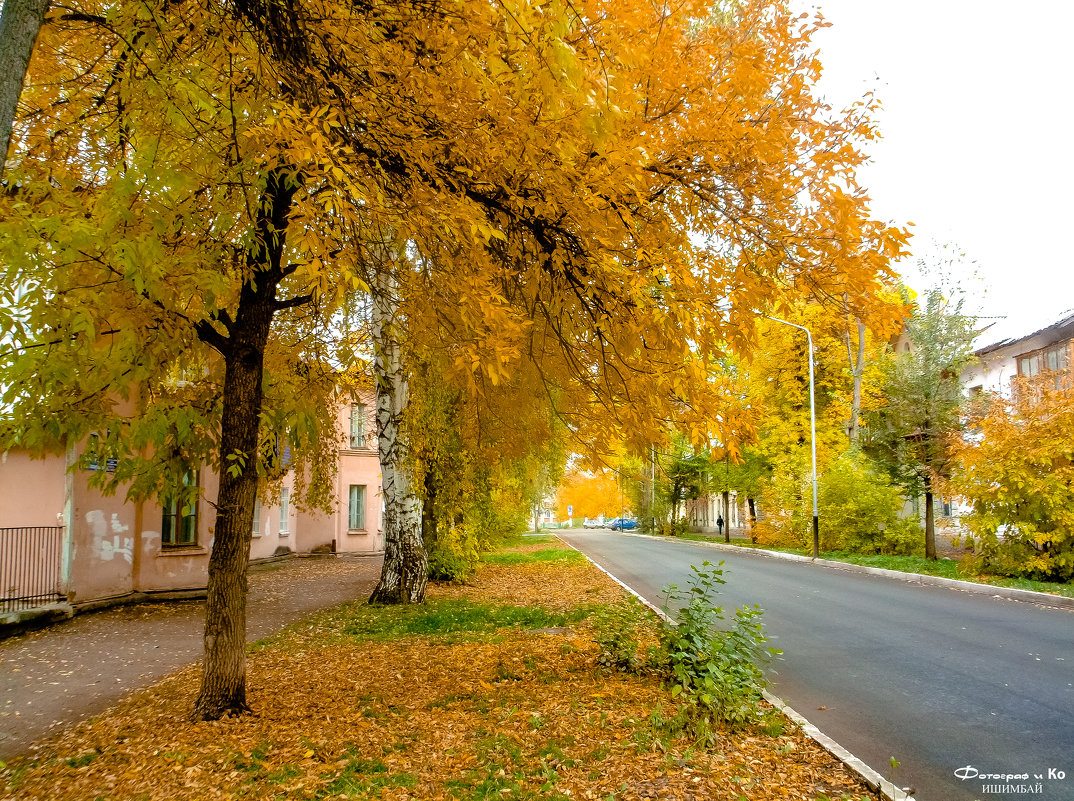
[557,534,915,801]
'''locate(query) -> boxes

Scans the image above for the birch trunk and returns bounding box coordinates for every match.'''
[0,0,49,177]
[846,319,866,445]
[369,269,427,604]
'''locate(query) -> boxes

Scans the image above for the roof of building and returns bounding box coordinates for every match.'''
[974,309,1074,356]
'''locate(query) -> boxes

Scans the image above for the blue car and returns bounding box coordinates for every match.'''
[608,517,637,531]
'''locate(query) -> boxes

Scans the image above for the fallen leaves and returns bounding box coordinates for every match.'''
[1,539,874,800]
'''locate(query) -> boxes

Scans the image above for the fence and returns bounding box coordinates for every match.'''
[1,526,65,613]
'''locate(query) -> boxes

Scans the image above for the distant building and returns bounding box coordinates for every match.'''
[962,310,1074,397]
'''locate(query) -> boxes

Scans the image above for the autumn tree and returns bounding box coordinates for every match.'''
[556,469,621,522]
[405,341,568,580]
[865,287,977,559]
[0,0,365,720]
[2,0,908,718]
[950,380,1074,581]
[307,0,907,596]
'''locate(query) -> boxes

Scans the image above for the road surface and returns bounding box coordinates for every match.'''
[559,530,1074,801]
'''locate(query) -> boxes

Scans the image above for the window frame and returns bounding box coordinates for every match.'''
[279,487,291,536]
[349,404,367,449]
[348,484,366,531]
[161,470,199,549]
[1016,339,1073,394]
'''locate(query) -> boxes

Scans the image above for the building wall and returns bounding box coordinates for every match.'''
[2,393,384,611]
[962,331,1060,396]
[686,492,744,532]
[249,474,300,561]
[130,469,215,595]
[296,397,382,554]
[0,450,66,527]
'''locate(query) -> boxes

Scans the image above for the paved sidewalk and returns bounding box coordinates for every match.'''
[0,555,382,761]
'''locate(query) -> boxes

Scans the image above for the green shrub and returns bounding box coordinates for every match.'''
[963,516,1074,583]
[591,595,653,672]
[756,452,921,555]
[657,563,779,735]
[592,562,779,740]
[818,454,922,555]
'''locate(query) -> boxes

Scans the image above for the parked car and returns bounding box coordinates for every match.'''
[607,517,637,531]
[582,517,600,528]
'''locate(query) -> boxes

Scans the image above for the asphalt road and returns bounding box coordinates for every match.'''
[559,530,1074,801]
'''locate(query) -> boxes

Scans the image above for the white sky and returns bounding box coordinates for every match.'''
[800,0,1074,344]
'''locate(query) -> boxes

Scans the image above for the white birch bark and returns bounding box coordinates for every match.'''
[369,267,427,604]
[846,319,866,445]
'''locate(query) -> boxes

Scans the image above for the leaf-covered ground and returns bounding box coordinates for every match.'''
[1,538,875,800]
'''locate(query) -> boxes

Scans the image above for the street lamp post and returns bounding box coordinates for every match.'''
[765,316,820,558]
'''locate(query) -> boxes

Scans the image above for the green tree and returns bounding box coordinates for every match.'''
[866,286,977,559]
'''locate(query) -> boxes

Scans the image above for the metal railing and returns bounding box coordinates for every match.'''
[1,526,65,613]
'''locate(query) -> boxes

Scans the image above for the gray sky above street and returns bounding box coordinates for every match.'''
[801,0,1074,344]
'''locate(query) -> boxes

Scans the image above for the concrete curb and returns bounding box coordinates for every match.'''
[557,535,914,801]
[624,531,1074,612]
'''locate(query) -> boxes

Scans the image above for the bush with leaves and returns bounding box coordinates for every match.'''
[591,595,654,672]
[818,453,922,554]
[593,562,779,739]
[754,451,920,555]
[656,563,779,735]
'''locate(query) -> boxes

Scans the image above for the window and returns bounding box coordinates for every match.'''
[252,499,262,538]
[161,471,198,547]
[348,485,366,530]
[349,404,366,449]
[279,487,290,536]
[1018,341,1071,387]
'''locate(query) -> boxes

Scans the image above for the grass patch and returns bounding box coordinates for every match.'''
[319,753,417,798]
[64,753,97,769]
[711,542,1074,599]
[341,598,590,641]
[500,532,558,547]
[481,548,585,567]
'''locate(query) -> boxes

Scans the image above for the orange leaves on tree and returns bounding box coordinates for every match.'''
[555,469,620,521]
[950,379,1074,581]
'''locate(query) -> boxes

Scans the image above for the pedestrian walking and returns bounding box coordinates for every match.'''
[716,514,724,536]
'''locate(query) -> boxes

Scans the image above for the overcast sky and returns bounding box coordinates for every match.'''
[799,0,1074,344]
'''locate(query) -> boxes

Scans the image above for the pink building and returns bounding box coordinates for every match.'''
[0,395,381,623]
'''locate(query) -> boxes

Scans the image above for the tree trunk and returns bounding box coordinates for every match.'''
[192,168,295,720]
[191,331,265,720]
[421,465,438,550]
[0,0,48,178]
[722,489,730,543]
[847,319,866,445]
[369,268,427,604]
[924,486,937,561]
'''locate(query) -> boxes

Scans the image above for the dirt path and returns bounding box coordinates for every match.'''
[0,555,381,761]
